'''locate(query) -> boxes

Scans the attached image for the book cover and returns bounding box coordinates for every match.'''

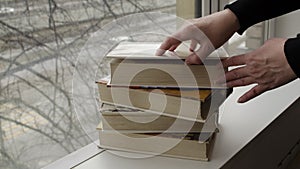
[100,103,219,133]
[107,41,228,89]
[97,122,216,161]
[97,79,230,122]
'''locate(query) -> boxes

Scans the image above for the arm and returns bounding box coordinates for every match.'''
[156,9,240,64]
[157,0,300,103]
[226,0,300,34]
[222,0,300,103]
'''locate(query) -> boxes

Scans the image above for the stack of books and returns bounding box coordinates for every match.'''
[96,42,232,161]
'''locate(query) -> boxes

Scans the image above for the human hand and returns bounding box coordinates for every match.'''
[156,9,240,64]
[221,38,297,103]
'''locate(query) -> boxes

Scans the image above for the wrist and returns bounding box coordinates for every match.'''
[223,9,240,33]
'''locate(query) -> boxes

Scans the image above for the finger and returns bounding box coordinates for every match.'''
[186,43,214,64]
[156,37,181,56]
[238,85,267,103]
[222,54,247,68]
[185,53,202,65]
[225,66,248,82]
[226,76,254,88]
[190,40,197,52]
[169,44,180,51]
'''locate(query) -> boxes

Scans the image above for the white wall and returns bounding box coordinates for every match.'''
[274,10,300,38]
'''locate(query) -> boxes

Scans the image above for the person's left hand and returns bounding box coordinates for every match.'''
[220,38,297,103]
[156,9,239,64]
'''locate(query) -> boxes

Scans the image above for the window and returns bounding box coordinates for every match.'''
[1,1,269,168]
[0,1,176,168]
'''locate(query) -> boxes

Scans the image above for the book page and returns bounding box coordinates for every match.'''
[106,41,226,60]
[106,41,190,59]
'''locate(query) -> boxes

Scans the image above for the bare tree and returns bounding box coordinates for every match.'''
[0,0,176,169]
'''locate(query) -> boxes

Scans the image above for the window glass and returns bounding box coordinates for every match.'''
[0,1,176,168]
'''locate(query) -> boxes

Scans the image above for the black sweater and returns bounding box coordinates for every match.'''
[225,0,300,78]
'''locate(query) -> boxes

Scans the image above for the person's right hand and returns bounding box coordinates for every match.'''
[220,38,297,103]
[156,9,240,64]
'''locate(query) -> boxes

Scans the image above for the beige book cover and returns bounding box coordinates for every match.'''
[97,79,231,122]
[98,80,203,122]
[100,103,219,133]
[97,122,216,161]
[106,41,223,60]
[106,41,228,89]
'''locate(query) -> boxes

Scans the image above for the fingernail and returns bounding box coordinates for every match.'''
[155,49,165,56]
[238,97,244,103]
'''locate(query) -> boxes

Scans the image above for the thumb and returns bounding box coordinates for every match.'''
[189,40,197,52]
[185,53,203,65]
[185,43,214,64]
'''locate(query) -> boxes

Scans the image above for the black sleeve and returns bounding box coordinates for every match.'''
[226,0,300,78]
[225,0,300,34]
[284,35,300,78]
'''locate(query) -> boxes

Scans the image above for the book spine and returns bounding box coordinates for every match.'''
[98,83,205,122]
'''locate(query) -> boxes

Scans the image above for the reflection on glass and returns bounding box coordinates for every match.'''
[0,1,176,168]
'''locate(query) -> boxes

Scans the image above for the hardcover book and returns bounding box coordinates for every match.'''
[100,103,219,133]
[97,122,216,161]
[106,41,228,89]
[97,79,231,122]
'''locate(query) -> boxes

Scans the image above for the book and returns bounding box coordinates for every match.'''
[107,41,190,59]
[106,41,223,60]
[95,41,230,162]
[97,122,216,161]
[97,79,231,122]
[100,103,219,133]
[106,41,228,89]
